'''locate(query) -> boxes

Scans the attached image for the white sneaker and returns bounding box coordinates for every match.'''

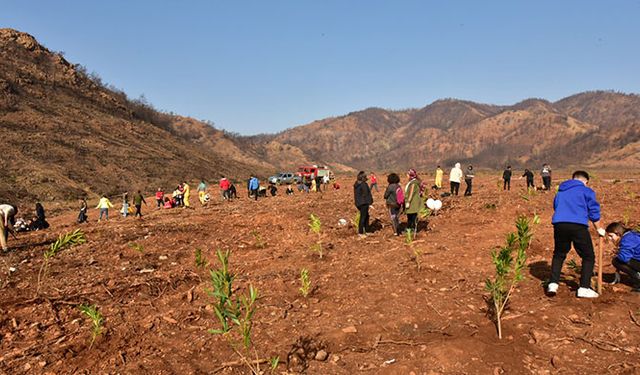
[546,282,559,295]
[577,287,599,298]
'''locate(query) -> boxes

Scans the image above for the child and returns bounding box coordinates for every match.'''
[354,171,373,237]
[605,222,640,292]
[96,195,113,221]
[286,184,294,195]
[384,173,404,236]
[547,170,605,298]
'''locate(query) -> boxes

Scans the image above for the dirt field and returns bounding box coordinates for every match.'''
[1,173,639,374]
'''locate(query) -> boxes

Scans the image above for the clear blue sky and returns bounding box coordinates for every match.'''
[2,1,639,134]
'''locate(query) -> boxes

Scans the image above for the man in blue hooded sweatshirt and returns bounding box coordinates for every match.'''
[547,170,605,298]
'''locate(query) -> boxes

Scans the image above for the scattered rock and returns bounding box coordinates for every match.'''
[162,316,178,324]
[551,355,561,368]
[158,255,168,261]
[315,350,328,361]
[341,326,357,333]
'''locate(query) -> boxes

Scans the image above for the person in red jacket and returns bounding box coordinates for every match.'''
[155,188,164,209]
[369,172,379,192]
[220,176,231,200]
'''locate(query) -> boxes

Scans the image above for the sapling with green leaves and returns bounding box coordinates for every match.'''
[207,249,266,374]
[195,248,208,268]
[351,211,360,234]
[308,214,323,258]
[404,229,423,270]
[128,242,144,254]
[485,215,536,339]
[299,268,311,297]
[37,229,86,294]
[78,303,104,349]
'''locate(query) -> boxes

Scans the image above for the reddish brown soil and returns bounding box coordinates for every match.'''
[1,174,639,374]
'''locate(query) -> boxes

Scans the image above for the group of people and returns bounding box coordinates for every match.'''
[502,164,553,191]
[354,165,640,297]
[1,203,49,251]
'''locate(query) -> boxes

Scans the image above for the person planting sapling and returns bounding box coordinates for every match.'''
[605,222,640,293]
[547,170,605,298]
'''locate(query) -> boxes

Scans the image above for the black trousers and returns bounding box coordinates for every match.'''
[251,189,258,200]
[450,181,460,196]
[526,179,534,189]
[357,204,369,235]
[612,257,640,286]
[543,176,551,190]
[407,213,418,232]
[135,204,142,217]
[550,223,595,288]
[464,178,472,196]
[503,179,510,190]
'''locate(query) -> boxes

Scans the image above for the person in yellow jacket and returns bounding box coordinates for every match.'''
[434,165,444,189]
[183,181,191,208]
[96,195,113,221]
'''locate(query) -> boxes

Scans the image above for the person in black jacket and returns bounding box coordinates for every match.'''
[353,171,373,237]
[32,202,49,230]
[502,166,512,191]
[522,169,534,189]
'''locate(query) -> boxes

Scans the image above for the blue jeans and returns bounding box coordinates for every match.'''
[99,208,108,220]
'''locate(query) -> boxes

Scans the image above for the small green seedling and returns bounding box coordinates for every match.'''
[195,248,208,268]
[269,356,280,373]
[37,229,86,295]
[404,229,414,245]
[351,211,360,234]
[308,214,324,258]
[129,242,144,254]
[251,230,266,249]
[78,303,104,349]
[299,268,311,298]
[567,259,581,273]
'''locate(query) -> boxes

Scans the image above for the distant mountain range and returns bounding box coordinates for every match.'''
[1,28,638,203]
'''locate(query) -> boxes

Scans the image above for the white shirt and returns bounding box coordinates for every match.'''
[449,167,463,183]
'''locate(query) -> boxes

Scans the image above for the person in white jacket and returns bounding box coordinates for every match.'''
[0,204,17,251]
[449,162,463,196]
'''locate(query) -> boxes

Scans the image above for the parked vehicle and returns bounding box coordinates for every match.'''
[268,172,300,185]
[296,165,333,181]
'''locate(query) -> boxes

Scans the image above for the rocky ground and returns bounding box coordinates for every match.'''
[1,172,639,374]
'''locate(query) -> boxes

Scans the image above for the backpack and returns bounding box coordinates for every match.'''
[396,186,404,206]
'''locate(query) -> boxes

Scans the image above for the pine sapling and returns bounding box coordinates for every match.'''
[485,215,535,339]
[78,303,104,349]
[299,268,311,298]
